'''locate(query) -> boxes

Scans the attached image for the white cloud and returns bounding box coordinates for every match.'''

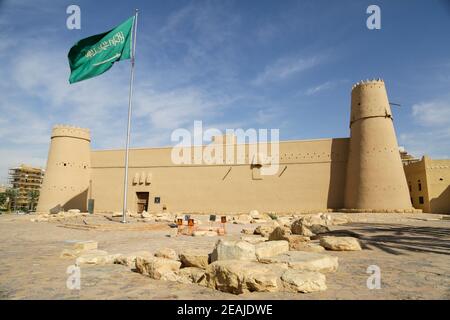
[399,129,450,159]
[411,100,450,127]
[305,81,334,96]
[399,99,450,159]
[0,2,245,183]
[304,79,347,96]
[252,55,323,86]
[133,85,224,130]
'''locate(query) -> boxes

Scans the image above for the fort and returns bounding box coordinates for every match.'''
[36,79,417,214]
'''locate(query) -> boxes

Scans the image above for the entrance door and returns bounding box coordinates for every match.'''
[136,192,149,213]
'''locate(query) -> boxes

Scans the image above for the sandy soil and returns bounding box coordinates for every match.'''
[0,212,449,300]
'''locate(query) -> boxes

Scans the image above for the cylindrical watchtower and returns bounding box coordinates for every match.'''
[344,79,412,211]
[36,125,91,213]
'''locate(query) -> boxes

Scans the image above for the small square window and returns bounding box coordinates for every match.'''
[419,196,424,204]
[154,197,160,204]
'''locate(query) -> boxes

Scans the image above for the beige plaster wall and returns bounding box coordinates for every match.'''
[404,158,429,212]
[404,156,450,213]
[90,138,349,213]
[425,158,450,213]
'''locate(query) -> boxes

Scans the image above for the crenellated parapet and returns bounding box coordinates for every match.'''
[51,125,91,141]
[349,79,393,127]
[351,78,384,90]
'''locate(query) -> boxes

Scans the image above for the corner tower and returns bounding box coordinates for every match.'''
[36,125,91,213]
[344,79,412,211]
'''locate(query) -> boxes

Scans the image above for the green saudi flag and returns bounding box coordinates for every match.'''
[68,16,134,84]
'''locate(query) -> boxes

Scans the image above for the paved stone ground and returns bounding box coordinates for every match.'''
[0,212,449,300]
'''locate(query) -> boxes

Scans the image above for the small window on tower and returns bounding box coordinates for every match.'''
[154,197,160,204]
[419,196,424,204]
[418,180,422,191]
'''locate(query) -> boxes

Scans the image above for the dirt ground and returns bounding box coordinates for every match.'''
[0,212,449,300]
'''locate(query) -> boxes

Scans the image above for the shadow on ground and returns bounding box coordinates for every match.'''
[326,223,450,256]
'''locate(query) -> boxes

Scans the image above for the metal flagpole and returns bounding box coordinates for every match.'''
[121,9,138,223]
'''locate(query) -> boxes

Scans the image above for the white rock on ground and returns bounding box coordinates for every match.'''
[192,230,217,237]
[249,210,260,218]
[114,251,152,266]
[320,236,362,251]
[249,210,272,223]
[255,240,289,260]
[154,248,178,260]
[251,219,268,224]
[73,240,98,251]
[290,220,315,237]
[254,225,277,237]
[259,251,338,273]
[276,216,293,227]
[205,260,284,294]
[281,269,327,293]
[298,213,328,226]
[325,213,349,225]
[232,214,252,224]
[266,219,281,227]
[291,242,326,253]
[308,224,330,234]
[240,235,268,244]
[76,250,121,265]
[141,211,153,218]
[284,235,312,249]
[112,212,126,217]
[60,240,99,258]
[67,209,81,214]
[241,228,254,235]
[60,249,81,258]
[177,267,207,286]
[269,226,296,240]
[179,250,210,269]
[30,217,49,222]
[210,240,256,262]
[135,256,181,280]
[268,227,310,250]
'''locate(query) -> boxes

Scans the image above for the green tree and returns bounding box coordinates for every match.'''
[5,188,19,212]
[0,192,7,209]
[27,189,40,211]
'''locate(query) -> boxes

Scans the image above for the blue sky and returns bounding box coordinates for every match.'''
[0,0,449,184]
